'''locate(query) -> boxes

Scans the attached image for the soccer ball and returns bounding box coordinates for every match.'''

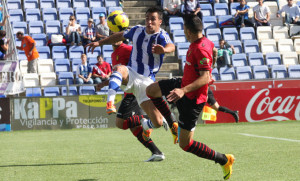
[107,10,130,32]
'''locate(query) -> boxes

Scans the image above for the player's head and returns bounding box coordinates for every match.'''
[16,31,24,40]
[97,55,104,64]
[145,6,163,34]
[81,54,87,63]
[183,14,203,41]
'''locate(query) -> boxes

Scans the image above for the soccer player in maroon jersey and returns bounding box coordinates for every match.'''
[97,38,165,162]
[146,14,235,179]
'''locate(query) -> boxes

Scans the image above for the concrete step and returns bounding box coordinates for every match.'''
[123,1,157,7]
[160,63,179,71]
[129,19,145,26]
[126,13,145,19]
[123,7,149,13]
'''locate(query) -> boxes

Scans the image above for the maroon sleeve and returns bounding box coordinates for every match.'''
[195,48,211,71]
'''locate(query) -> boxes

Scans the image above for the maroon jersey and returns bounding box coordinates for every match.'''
[111,43,132,67]
[181,37,214,104]
[92,61,112,77]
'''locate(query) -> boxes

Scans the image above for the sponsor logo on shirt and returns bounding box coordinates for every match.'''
[199,57,209,65]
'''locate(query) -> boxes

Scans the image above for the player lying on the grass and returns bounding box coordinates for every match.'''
[146,14,235,180]
[96,35,165,162]
[86,6,178,144]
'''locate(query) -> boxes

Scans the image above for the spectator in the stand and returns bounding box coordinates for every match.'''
[0,30,14,60]
[163,0,182,25]
[253,0,271,26]
[95,13,109,41]
[229,0,240,2]
[16,32,39,73]
[184,0,203,20]
[0,15,9,30]
[277,0,300,25]
[66,15,82,46]
[216,39,236,69]
[235,0,254,27]
[76,54,93,84]
[92,55,112,84]
[82,18,96,46]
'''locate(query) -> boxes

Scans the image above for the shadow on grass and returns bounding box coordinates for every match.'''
[0,161,138,168]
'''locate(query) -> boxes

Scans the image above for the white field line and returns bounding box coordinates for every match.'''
[238,133,300,143]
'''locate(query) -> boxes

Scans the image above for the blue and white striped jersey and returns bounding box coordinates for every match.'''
[123,25,173,81]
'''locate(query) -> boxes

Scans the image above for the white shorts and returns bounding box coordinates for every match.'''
[121,66,153,106]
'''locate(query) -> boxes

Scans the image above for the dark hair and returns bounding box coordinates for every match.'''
[97,55,103,59]
[183,14,203,34]
[0,30,6,37]
[16,31,24,37]
[146,6,163,20]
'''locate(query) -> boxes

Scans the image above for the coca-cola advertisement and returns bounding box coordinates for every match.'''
[206,88,300,124]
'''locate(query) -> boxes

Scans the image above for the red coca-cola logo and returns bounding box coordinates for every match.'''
[246,89,300,122]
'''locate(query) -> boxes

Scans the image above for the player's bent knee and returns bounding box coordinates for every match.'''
[146,82,160,98]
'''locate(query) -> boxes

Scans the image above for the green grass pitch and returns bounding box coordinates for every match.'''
[1,121,300,181]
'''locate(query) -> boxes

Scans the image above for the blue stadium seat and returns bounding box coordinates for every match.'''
[91,7,107,20]
[7,0,21,10]
[61,86,78,95]
[288,65,300,78]
[203,16,217,30]
[42,8,58,22]
[169,17,184,33]
[102,45,114,61]
[266,52,282,67]
[211,68,219,80]
[223,28,238,41]
[69,46,85,59]
[32,33,47,46]
[271,65,288,79]
[218,15,235,28]
[89,0,104,8]
[243,40,259,55]
[107,7,123,14]
[55,59,71,73]
[213,41,220,49]
[37,46,51,59]
[25,8,41,22]
[56,0,72,8]
[180,55,186,71]
[26,87,42,97]
[61,20,70,34]
[227,40,243,54]
[40,0,55,9]
[45,20,61,35]
[78,19,88,31]
[12,21,28,35]
[75,7,91,20]
[58,72,74,85]
[73,0,88,8]
[214,3,229,17]
[220,66,235,80]
[58,8,74,22]
[18,50,27,60]
[0,94,6,98]
[176,42,190,59]
[79,86,96,95]
[71,58,82,74]
[236,66,252,80]
[232,53,248,67]
[105,0,120,7]
[88,58,98,66]
[172,30,187,45]
[230,2,240,15]
[239,27,256,41]
[297,1,300,8]
[24,0,39,9]
[86,46,101,58]
[200,4,213,16]
[253,65,269,79]
[206,28,221,42]
[8,9,24,22]
[28,21,44,34]
[52,46,68,59]
[44,87,60,96]
[248,53,264,67]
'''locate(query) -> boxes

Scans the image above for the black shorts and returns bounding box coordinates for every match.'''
[207,87,216,106]
[117,94,144,119]
[158,78,205,131]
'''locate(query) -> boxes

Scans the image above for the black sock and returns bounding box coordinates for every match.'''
[134,127,162,155]
[214,152,228,165]
[219,106,235,115]
[150,97,175,128]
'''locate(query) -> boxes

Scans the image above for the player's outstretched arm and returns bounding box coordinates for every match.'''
[86,32,125,53]
[152,43,175,54]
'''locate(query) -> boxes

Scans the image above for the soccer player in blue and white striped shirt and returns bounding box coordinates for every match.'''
[87,6,178,145]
